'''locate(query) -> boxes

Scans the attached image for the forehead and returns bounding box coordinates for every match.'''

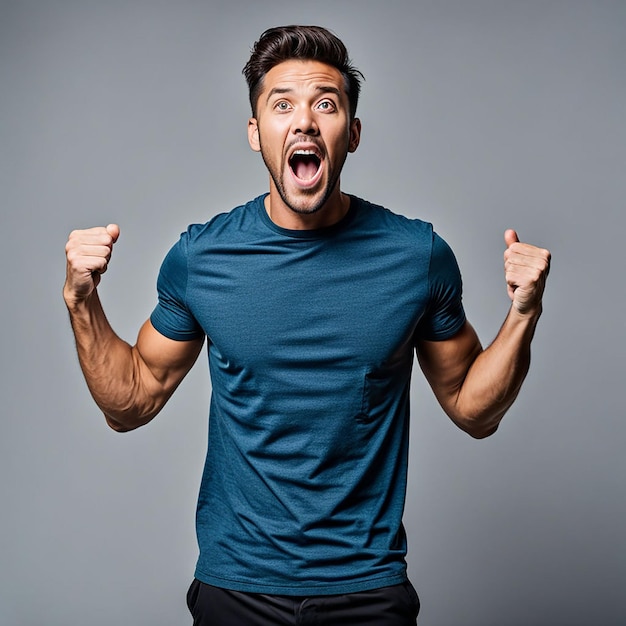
[259,59,348,100]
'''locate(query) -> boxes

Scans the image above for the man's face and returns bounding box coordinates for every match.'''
[248,59,361,218]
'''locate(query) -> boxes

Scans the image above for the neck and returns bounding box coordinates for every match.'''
[264,184,349,230]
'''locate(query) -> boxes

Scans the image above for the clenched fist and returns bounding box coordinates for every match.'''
[64,224,120,305]
[503,229,551,316]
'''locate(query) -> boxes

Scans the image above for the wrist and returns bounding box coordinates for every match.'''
[63,284,97,313]
[509,301,542,325]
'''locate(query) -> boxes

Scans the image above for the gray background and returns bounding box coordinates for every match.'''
[1,1,624,624]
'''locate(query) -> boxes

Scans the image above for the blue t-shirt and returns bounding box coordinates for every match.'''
[150,194,465,595]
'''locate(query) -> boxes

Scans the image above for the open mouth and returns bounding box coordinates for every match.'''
[289,149,322,182]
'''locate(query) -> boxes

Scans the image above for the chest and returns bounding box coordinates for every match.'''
[186,234,430,373]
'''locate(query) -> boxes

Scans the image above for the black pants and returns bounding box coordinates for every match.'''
[187,579,420,625]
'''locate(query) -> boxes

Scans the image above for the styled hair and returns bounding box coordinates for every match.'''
[243,25,363,119]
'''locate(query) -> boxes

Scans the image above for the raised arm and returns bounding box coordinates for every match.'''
[416,230,550,438]
[64,225,204,432]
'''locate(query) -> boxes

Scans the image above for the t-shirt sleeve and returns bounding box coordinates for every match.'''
[150,232,204,341]
[416,232,466,341]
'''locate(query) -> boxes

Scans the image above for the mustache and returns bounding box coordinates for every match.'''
[285,137,326,157]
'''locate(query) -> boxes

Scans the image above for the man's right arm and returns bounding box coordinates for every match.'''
[64,225,204,432]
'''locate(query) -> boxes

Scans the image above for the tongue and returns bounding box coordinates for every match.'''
[293,156,319,180]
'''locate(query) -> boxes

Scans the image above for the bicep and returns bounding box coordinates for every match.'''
[134,319,204,398]
[416,320,482,419]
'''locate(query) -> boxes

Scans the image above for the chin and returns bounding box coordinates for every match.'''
[287,200,325,215]
[280,188,331,216]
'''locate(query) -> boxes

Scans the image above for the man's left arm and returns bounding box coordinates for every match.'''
[416,229,551,438]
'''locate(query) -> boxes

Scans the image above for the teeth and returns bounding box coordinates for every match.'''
[293,149,318,156]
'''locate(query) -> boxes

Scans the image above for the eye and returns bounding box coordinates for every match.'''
[316,99,336,112]
[274,100,291,112]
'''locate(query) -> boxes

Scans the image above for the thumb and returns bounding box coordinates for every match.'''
[106,223,120,243]
[504,228,519,248]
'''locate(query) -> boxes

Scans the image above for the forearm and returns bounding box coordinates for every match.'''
[419,230,550,438]
[454,305,541,437]
[65,290,161,431]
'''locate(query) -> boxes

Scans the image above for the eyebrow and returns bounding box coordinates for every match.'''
[265,85,343,105]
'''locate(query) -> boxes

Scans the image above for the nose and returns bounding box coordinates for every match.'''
[292,108,319,136]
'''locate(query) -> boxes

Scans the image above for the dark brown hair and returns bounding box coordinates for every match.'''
[243,25,363,119]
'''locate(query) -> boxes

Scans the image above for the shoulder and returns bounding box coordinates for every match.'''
[351,196,435,248]
[184,195,266,244]
[353,196,431,232]
[158,196,264,272]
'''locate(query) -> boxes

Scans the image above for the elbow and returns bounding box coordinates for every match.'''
[465,422,499,439]
[105,414,135,432]
[104,412,150,433]
[452,409,503,439]
[99,392,160,433]
[450,396,512,439]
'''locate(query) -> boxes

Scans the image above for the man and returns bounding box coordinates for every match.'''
[64,25,550,626]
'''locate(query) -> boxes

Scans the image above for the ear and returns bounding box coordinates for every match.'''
[348,118,361,153]
[248,118,260,152]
